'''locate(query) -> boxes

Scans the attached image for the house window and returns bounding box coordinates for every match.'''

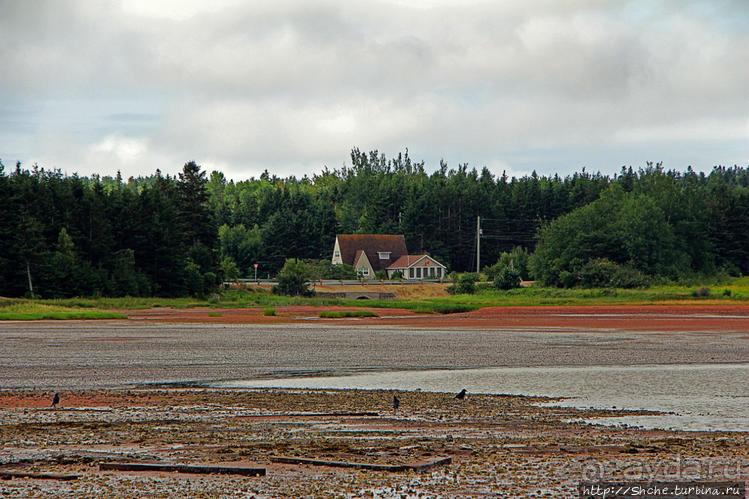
[334,251,340,257]
[416,268,422,279]
[409,268,415,279]
[359,268,369,276]
[378,251,391,260]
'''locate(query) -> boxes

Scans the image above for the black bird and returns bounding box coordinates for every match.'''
[393,394,400,411]
[455,388,467,400]
[51,392,60,408]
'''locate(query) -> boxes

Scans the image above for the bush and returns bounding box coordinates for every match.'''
[263,307,276,316]
[390,269,404,280]
[411,302,477,314]
[447,273,478,294]
[203,271,218,293]
[576,259,649,288]
[559,270,576,288]
[375,270,387,280]
[220,257,240,282]
[692,286,711,297]
[184,260,204,297]
[608,265,649,288]
[484,246,530,281]
[319,310,379,318]
[301,259,358,280]
[494,266,521,290]
[273,258,315,297]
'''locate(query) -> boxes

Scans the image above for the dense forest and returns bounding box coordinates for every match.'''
[1,149,748,297]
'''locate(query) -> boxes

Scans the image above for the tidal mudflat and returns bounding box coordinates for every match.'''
[2,319,748,389]
[1,309,748,496]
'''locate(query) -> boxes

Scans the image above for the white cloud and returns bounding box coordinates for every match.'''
[484,158,529,180]
[90,135,147,163]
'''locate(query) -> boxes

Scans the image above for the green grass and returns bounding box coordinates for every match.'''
[319,310,379,318]
[0,302,126,321]
[13,296,213,310]
[431,279,749,307]
[3,276,747,320]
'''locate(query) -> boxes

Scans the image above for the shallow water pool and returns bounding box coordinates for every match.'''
[212,363,749,432]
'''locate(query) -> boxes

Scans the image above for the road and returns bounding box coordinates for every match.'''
[1,322,747,389]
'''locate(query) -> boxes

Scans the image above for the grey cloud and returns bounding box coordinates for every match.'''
[0,0,747,180]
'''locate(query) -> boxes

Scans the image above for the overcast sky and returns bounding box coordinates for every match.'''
[1,0,747,181]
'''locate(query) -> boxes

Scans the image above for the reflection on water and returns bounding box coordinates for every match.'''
[212,363,749,432]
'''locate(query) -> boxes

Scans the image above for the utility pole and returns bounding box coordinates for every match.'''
[476,216,481,274]
[26,261,34,299]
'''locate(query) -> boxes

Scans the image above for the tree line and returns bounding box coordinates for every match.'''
[1,151,747,298]
[1,161,216,297]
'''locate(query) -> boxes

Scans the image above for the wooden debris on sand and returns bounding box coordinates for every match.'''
[99,462,265,476]
[0,471,80,481]
[270,455,452,472]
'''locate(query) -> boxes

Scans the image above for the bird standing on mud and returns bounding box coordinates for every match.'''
[51,392,60,408]
[392,394,400,411]
[455,389,467,400]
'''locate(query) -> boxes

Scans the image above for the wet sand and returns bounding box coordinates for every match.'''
[1,321,748,389]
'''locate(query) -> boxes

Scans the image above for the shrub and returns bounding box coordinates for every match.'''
[692,286,711,297]
[203,272,218,293]
[484,246,530,281]
[575,258,649,289]
[390,269,404,280]
[273,258,315,297]
[411,303,477,314]
[302,259,358,280]
[609,266,649,288]
[447,273,478,295]
[494,266,521,290]
[184,260,204,297]
[220,257,240,282]
[263,307,276,316]
[559,270,576,288]
[319,310,378,318]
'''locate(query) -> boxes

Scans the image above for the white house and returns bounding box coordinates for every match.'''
[386,254,447,280]
[331,234,446,280]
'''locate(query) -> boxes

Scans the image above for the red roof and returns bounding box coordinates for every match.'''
[336,234,408,271]
[387,254,445,269]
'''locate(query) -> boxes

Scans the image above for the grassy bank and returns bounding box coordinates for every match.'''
[319,310,379,318]
[3,277,748,320]
[0,302,126,321]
